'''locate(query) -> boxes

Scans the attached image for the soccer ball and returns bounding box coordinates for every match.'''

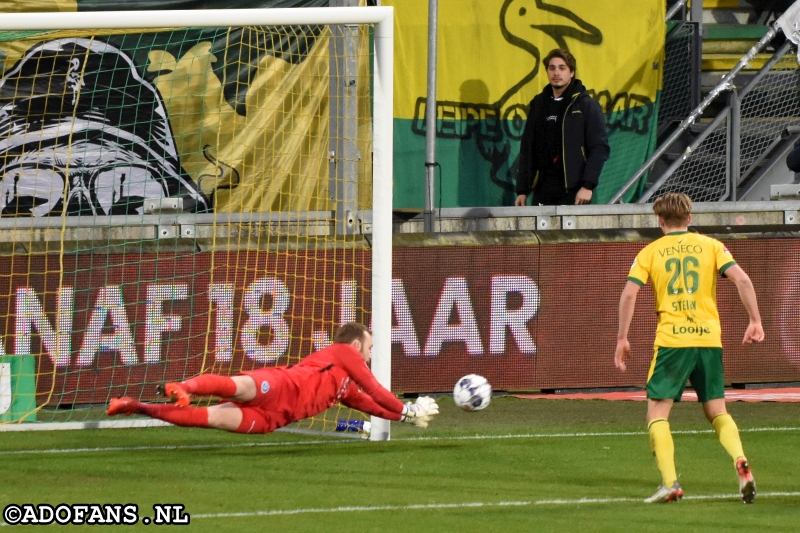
[453,374,492,411]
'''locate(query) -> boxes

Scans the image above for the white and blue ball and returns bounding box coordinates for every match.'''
[453,374,492,411]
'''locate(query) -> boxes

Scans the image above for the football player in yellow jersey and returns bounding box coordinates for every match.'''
[614,192,764,504]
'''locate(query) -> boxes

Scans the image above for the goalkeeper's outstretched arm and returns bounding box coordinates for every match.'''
[331,323,440,428]
[341,386,402,421]
[341,386,440,428]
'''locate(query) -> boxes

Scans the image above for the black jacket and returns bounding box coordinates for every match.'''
[515,79,610,197]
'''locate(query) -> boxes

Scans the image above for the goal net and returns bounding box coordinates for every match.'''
[0,6,394,440]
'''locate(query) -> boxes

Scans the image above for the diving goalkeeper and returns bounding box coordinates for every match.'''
[106,322,439,433]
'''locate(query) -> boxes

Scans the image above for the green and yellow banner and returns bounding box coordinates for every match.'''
[0,0,366,216]
[385,0,665,206]
[0,0,664,213]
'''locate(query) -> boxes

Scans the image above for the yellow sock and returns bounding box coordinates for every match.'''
[712,413,745,465]
[648,418,677,486]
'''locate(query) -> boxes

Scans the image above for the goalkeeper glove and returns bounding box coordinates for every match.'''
[400,396,440,428]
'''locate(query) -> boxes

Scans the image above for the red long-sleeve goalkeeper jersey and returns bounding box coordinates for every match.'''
[251,343,404,426]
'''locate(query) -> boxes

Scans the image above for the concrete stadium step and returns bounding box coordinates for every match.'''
[701,53,792,72]
[702,0,754,25]
[705,23,770,40]
[702,23,769,53]
[701,54,795,96]
[701,22,774,71]
[699,0,777,72]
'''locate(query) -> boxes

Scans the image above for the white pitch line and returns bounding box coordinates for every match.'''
[1,426,798,456]
[3,492,800,527]
[189,491,800,519]
[396,425,800,443]
[193,501,531,519]
[0,438,354,456]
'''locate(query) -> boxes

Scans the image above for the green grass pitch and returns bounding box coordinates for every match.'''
[1,397,799,532]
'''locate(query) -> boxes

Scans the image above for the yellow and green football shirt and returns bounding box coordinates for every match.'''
[627,231,736,348]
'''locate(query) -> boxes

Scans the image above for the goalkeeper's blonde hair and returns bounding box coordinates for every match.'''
[653,192,692,227]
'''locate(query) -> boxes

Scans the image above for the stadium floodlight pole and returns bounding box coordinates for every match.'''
[423,0,439,233]
[330,0,362,236]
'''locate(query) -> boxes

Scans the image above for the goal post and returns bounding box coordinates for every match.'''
[0,6,394,440]
[369,7,394,442]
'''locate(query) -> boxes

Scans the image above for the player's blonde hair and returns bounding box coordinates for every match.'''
[333,322,370,345]
[653,192,692,227]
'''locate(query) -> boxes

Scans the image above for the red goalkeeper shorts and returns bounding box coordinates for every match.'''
[234,368,297,434]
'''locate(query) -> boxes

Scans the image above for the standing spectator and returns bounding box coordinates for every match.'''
[515,49,609,206]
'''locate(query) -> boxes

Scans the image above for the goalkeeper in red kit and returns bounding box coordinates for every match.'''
[106,323,439,433]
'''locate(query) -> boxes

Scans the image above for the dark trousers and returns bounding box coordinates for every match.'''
[533,188,578,206]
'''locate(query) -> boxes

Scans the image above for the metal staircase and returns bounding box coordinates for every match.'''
[611,0,800,203]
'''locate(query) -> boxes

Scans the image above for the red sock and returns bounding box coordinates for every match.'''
[180,374,237,398]
[139,404,210,428]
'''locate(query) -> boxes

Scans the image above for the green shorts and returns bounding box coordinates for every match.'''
[646,346,725,403]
